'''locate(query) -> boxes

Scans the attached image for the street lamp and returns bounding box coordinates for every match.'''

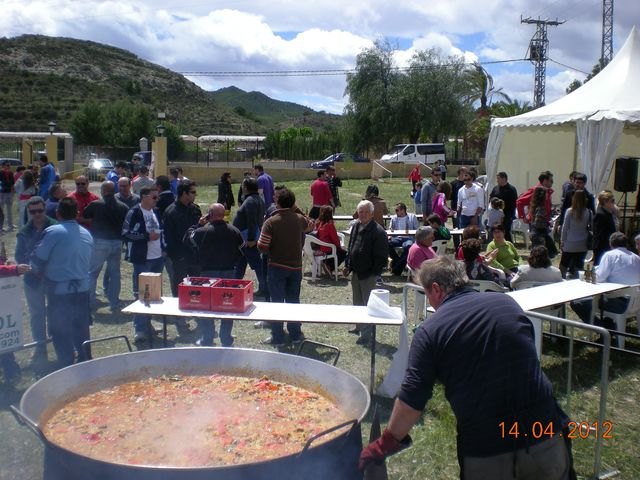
[48,121,56,134]
[156,124,166,137]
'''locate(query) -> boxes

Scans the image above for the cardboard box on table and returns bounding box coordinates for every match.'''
[138,272,162,302]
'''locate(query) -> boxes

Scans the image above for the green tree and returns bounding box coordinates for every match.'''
[344,41,398,152]
[164,122,185,160]
[69,101,105,145]
[490,99,532,117]
[102,101,153,147]
[463,62,511,115]
[406,49,472,143]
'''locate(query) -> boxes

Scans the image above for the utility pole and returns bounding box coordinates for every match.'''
[601,0,614,66]
[521,16,564,108]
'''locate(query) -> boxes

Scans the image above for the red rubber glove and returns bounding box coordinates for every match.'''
[358,429,412,471]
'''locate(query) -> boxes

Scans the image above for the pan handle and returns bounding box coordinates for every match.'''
[82,335,133,358]
[10,405,47,443]
[301,419,358,453]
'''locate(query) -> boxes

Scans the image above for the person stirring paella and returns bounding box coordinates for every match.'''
[359,256,575,480]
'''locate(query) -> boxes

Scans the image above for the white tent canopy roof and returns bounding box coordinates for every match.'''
[492,25,640,128]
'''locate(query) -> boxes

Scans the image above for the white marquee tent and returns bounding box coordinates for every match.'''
[485,26,640,199]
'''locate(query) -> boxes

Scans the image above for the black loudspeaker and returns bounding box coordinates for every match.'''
[614,156,639,193]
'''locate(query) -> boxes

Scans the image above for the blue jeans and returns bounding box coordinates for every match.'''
[0,192,13,229]
[388,237,414,275]
[198,269,235,346]
[268,266,302,342]
[89,239,123,310]
[459,214,480,229]
[234,246,266,293]
[132,257,164,334]
[24,278,47,345]
[47,289,91,368]
[571,296,630,325]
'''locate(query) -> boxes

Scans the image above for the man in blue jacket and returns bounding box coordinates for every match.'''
[122,187,163,343]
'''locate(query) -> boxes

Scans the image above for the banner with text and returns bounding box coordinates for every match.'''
[0,276,23,354]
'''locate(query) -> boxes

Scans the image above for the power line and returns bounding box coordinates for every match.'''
[179,58,527,78]
[548,58,590,75]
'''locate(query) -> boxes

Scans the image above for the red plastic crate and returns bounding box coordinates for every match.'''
[210,279,254,312]
[178,277,218,310]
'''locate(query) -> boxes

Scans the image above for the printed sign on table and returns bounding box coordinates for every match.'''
[0,276,23,354]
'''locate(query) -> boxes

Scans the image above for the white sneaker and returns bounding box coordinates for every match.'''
[254,321,270,329]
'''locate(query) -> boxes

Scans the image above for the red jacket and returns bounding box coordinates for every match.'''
[515,184,553,221]
[0,265,19,277]
[310,179,333,207]
[408,167,422,183]
[316,221,342,254]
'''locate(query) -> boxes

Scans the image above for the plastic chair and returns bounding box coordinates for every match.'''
[407,265,416,282]
[511,219,530,248]
[431,239,449,256]
[469,280,509,293]
[602,287,640,349]
[402,282,428,326]
[303,234,339,281]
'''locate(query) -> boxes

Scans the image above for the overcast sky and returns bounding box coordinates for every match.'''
[2,0,639,114]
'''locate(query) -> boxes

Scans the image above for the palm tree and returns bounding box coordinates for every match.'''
[490,99,532,118]
[463,63,511,115]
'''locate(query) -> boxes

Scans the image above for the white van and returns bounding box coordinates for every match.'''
[379,143,445,165]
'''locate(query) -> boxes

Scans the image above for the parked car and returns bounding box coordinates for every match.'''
[310,153,369,169]
[379,143,445,165]
[0,157,23,167]
[85,158,113,181]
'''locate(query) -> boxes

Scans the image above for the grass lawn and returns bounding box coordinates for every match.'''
[1,177,639,479]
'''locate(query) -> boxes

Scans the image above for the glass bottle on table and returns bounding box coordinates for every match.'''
[584,263,592,283]
[143,284,151,306]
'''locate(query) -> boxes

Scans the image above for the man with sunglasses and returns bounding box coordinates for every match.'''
[15,196,57,362]
[163,180,202,298]
[68,175,98,228]
[122,187,164,343]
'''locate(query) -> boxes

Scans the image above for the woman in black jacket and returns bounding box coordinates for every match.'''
[217,172,235,215]
[592,190,617,265]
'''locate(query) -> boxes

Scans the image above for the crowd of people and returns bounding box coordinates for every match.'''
[3,156,639,479]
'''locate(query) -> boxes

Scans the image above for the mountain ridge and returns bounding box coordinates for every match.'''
[0,34,340,135]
